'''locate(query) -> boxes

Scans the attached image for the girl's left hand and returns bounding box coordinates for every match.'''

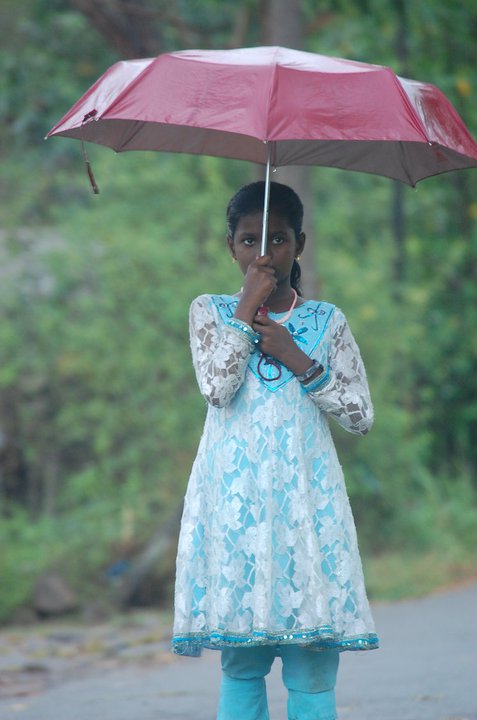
[252,312,293,362]
[253,312,313,376]
[253,313,303,370]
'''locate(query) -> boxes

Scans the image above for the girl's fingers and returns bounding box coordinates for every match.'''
[241,258,277,308]
[253,313,275,325]
[254,254,272,265]
[251,257,275,275]
[248,265,275,277]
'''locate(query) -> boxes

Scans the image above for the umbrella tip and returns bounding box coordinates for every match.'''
[83,109,98,123]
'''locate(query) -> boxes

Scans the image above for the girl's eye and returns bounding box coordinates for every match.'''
[271,235,285,245]
[243,237,256,246]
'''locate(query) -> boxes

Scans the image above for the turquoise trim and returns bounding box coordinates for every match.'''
[171,628,379,657]
[226,318,261,345]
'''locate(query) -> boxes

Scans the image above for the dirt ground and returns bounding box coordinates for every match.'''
[0,581,476,720]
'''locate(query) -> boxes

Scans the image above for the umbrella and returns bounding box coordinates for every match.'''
[47,46,477,255]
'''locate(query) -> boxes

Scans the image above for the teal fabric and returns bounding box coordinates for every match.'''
[217,676,270,720]
[218,645,339,720]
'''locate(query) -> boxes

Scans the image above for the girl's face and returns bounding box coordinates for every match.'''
[228,210,305,285]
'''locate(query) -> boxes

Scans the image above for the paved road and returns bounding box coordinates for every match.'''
[1,582,476,720]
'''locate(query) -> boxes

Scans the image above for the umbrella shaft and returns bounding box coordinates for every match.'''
[260,143,273,256]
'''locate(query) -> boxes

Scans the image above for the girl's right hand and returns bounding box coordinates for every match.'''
[236,256,277,321]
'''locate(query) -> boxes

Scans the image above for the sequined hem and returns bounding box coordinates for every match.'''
[171,628,379,657]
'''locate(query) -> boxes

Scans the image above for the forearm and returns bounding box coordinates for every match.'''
[191,296,254,408]
[233,297,260,326]
[278,343,318,377]
[306,373,374,435]
[300,309,374,435]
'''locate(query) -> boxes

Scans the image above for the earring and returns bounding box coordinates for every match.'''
[296,255,301,261]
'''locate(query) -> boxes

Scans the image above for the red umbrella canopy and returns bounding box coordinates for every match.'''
[48,46,477,186]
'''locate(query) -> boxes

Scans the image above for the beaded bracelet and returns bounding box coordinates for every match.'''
[302,366,331,393]
[226,318,261,346]
[295,359,323,383]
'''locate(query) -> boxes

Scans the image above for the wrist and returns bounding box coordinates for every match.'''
[296,359,325,384]
[234,298,260,325]
[301,365,331,393]
[226,317,260,348]
[279,345,314,375]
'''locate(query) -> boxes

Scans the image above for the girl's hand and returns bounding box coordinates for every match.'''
[235,256,277,322]
[253,313,313,375]
[253,313,294,362]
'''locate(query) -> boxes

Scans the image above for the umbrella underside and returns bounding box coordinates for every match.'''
[59,119,477,186]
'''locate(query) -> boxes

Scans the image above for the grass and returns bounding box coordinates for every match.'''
[362,548,477,601]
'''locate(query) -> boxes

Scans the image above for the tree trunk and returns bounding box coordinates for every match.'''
[117,503,183,607]
[392,0,409,292]
[391,180,406,298]
[71,0,164,58]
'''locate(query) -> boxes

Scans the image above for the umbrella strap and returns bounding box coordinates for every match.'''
[80,111,100,194]
[80,138,99,195]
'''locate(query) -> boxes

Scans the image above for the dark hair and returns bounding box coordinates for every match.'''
[226,181,304,295]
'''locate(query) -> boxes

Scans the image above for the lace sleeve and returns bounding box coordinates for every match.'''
[189,295,254,408]
[307,309,374,435]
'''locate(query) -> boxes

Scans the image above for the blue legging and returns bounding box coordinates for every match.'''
[217,644,339,720]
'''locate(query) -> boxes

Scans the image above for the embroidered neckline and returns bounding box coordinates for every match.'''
[212,295,335,393]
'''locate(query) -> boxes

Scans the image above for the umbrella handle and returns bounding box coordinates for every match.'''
[260,142,273,256]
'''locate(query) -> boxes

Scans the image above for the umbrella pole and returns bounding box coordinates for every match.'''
[260,142,273,256]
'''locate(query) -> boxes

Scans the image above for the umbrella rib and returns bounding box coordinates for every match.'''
[265,48,281,142]
[393,72,432,145]
[115,120,145,151]
[398,141,418,187]
[101,60,157,120]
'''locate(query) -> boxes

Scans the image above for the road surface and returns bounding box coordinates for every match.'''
[1,581,476,720]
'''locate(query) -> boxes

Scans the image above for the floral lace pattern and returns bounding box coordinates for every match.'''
[172,294,378,657]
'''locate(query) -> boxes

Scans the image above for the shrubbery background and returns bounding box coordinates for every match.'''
[1,1,476,621]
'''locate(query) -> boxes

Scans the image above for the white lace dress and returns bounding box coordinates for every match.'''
[172,293,379,657]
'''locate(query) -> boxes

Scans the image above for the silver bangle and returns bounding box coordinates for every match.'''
[302,367,331,393]
[296,359,323,383]
[226,318,261,345]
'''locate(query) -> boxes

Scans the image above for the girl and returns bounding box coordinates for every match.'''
[172,181,379,720]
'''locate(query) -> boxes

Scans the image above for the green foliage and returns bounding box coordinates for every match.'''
[0,508,62,621]
[1,1,116,147]
[0,150,250,621]
[0,150,249,509]
[1,0,477,621]
[0,483,173,622]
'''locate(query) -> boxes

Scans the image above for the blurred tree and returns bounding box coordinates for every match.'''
[1,0,477,618]
[262,0,319,297]
[69,0,252,56]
